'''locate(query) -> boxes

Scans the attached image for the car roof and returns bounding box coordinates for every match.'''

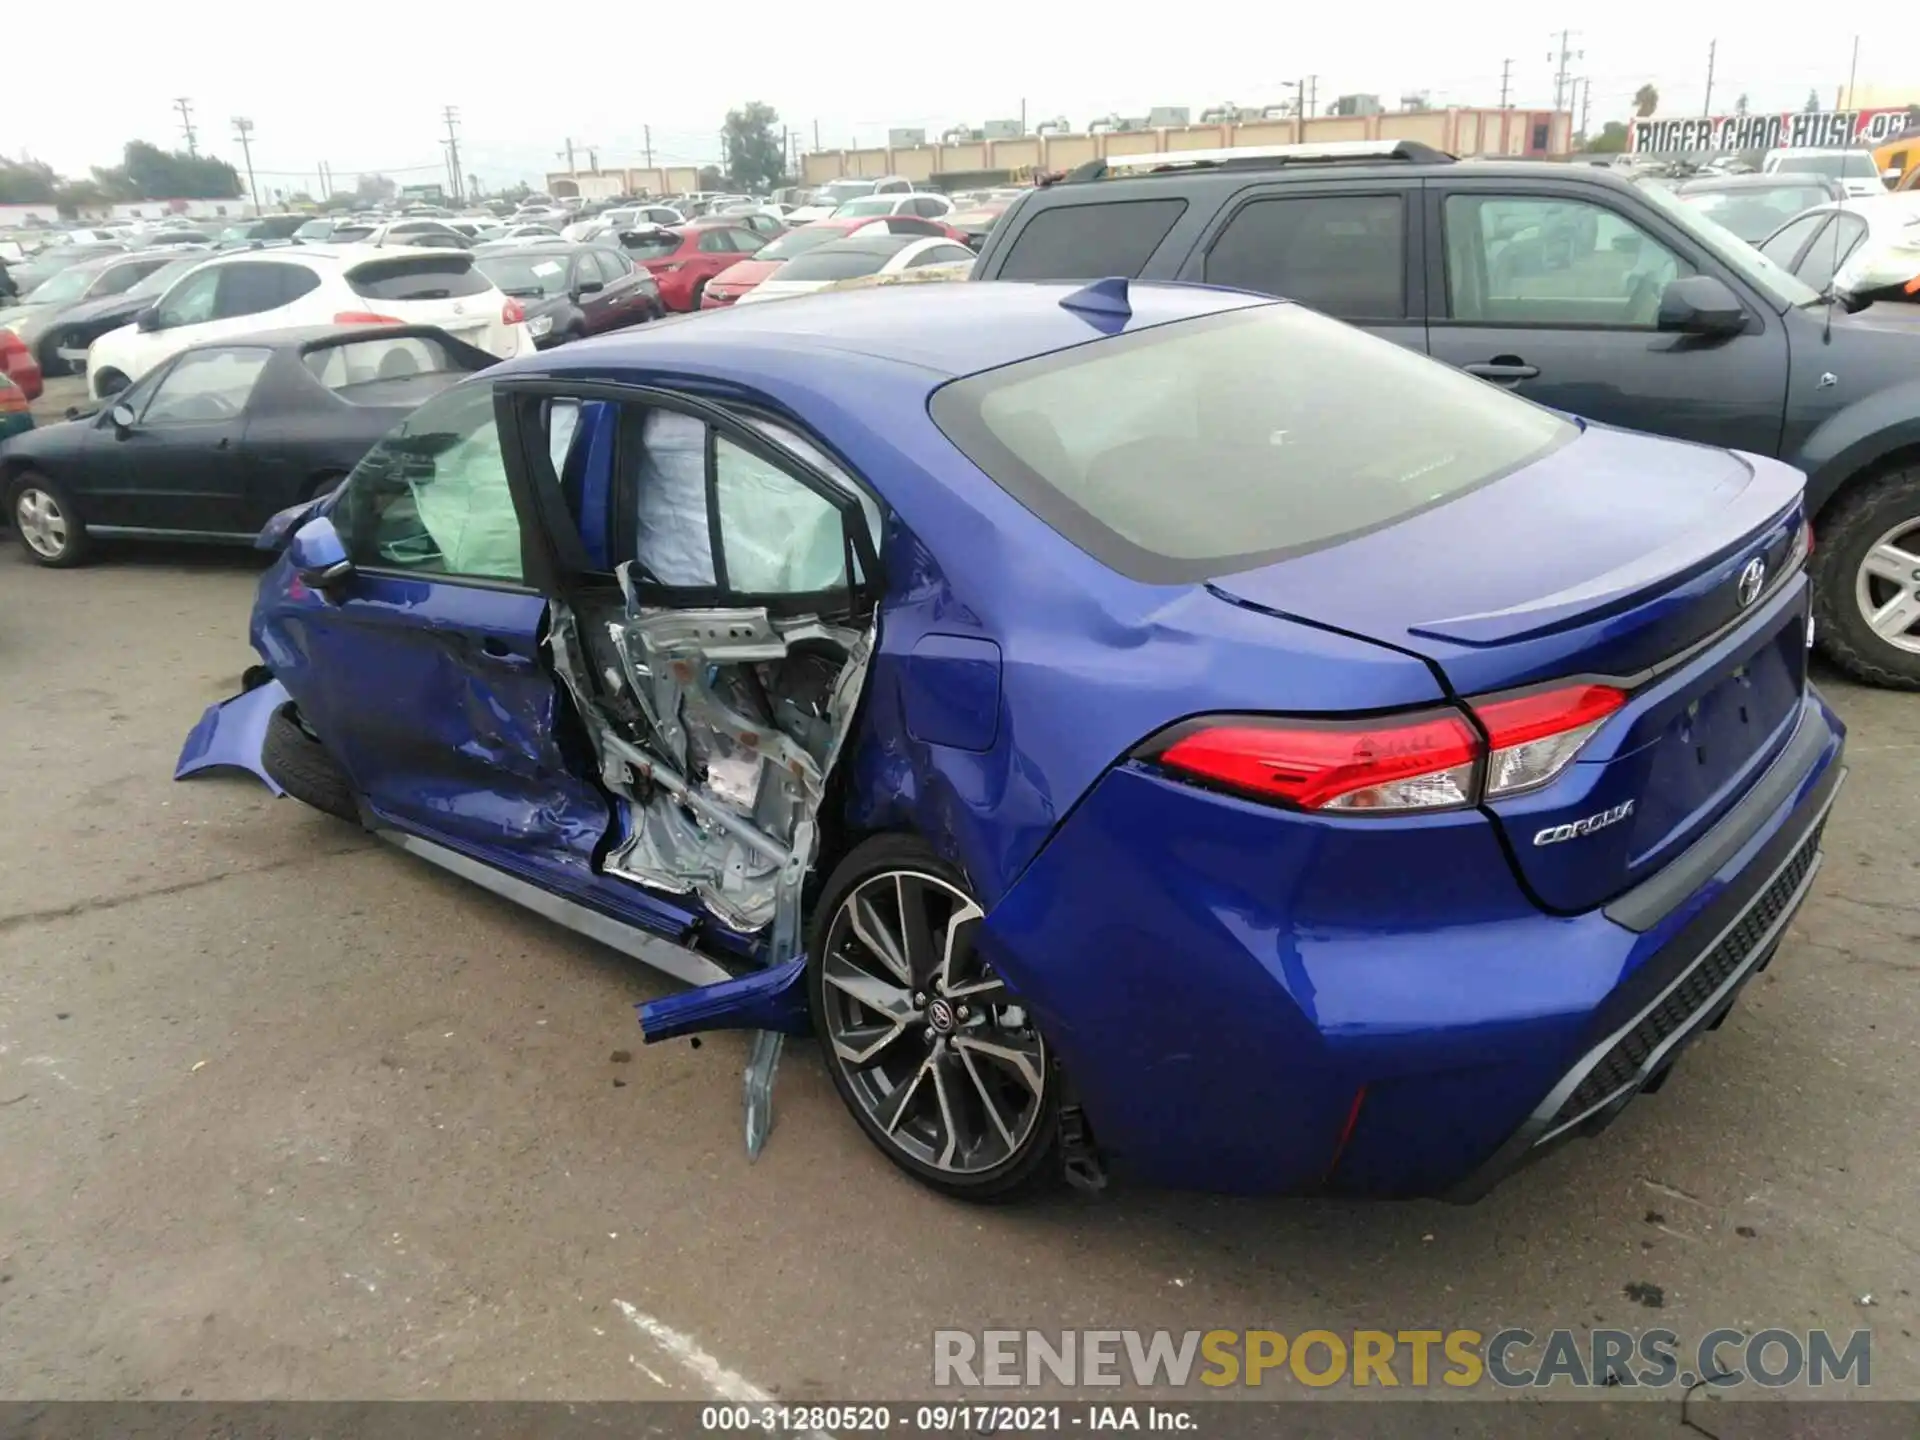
[192,321,461,352]
[815,234,922,257]
[478,241,588,256]
[497,279,1267,381]
[1676,173,1838,192]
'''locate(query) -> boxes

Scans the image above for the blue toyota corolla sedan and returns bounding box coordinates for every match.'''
[178,279,1846,1202]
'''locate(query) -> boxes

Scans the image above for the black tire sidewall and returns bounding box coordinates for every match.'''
[806,833,1063,1202]
[1813,469,1920,690]
[261,707,361,823]
[6,470,91,568]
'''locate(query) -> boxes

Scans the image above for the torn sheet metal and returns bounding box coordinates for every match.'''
[174,678,290,796]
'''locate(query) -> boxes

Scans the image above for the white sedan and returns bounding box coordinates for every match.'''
[1757,194,1920,299]
[829,193,955,224]
[85,245,536,398]
[733,233,977,305]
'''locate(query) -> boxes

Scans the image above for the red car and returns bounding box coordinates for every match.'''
[617,217,768,312]
[0,328,43,402]
[700,216,962,309]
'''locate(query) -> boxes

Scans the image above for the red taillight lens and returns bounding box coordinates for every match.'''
[1153,711,1481,813]
[501,297,526,325]
[333,311,402,326]
[1471,683,1626,798]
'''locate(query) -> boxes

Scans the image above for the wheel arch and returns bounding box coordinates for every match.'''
[1808,440,1920,527]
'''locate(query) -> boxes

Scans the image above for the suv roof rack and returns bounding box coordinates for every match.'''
[1065,139,1456,182]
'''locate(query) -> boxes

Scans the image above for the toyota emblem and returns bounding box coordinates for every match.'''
[1737,556,1767,608]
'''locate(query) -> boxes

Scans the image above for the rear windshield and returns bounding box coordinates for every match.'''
[930,304,1575,584]
[346,254,491,301]
[773,245,903,282]
[620,231,682,260]
[304,335,472,395]
[756,226,847,261]
[293,220,333,240]
[1677,184,1835,241]
[1773,152,1878,180]
[476,253,572,297]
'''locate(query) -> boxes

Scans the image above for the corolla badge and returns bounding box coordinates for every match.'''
[1737,556,1767,608]
[1534,800,1635,847]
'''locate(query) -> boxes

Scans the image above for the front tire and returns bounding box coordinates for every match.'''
[808,834,1061,1202]
[7,471,92,567]
[1812,467,1920,690]
[261,707,359,822]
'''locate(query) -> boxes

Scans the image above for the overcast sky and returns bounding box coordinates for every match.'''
[8,7,1906,196]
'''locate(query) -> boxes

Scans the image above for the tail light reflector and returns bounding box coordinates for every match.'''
[333,311,402,326]
[1152,711,1480,813]
[1471,684,1627,798]
[501,297,526,325]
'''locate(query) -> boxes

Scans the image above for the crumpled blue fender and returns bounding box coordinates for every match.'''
[174,678,290,796]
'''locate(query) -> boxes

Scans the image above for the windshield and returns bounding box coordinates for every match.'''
[1773,152,1879,180]
[756,226,846,261]
[931,303,1573,584]
[21,265,97,305]
[818,182,876,205]
[1676,184,1836,243]
[128,256,206,299]
[1634,178,1823,308]
[476,254,571,297]
[832,197,898,217]
[294,220,333,239]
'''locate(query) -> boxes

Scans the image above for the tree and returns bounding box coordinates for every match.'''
[722,101,786,193]
[1805,89,1822,114]
[354,172,396,202]
[1633,84,1659,118]
[91,140,240,200]
[697,164,724,190]
[52,178,109,218]
[0,159,57,204]
[1583,121,1630,154]
[1735,93,1750,116]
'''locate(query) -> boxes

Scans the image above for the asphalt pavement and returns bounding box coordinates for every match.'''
[0,491,1915,1407]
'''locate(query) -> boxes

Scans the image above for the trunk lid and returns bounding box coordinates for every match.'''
[342,250,517,357]
[1209,423,1810,911]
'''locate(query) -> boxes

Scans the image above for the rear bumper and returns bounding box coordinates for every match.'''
[980,688,1846,1197]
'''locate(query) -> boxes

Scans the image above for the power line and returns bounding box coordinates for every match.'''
[231,117,259,212]
[174,97,198,157]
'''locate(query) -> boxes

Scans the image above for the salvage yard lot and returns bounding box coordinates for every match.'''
[0,536,1916,1402]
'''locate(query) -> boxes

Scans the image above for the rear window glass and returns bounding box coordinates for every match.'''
[347,255,491,301]
[304,336,470,395]
[757,227,845,261]
[995,199,1187,280]
[619,231,682,260]
[930,304,1574,584]
[774,244,907,282]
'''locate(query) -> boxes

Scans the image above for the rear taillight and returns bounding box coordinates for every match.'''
[501,297,526,325]
[1145,682,1626,814]
[1152,711,1481,813]
[333,311,402,326]
[1471,683,1626,798]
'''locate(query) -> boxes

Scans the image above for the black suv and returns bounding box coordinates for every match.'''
[972,142,1920,689]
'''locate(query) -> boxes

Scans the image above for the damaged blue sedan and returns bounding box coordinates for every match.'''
[179,280,1845,1201]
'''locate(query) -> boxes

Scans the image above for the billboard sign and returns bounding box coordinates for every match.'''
[1630,106,1916,154]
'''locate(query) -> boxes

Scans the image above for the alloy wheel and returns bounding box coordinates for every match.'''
[818,870,1047,1176]
[1853,517,1920,656]
[15,487,69,559]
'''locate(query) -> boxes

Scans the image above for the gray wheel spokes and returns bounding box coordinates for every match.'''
[952,1032,1046,1100]
[847,892,910,983]
[1861,540,1920,586]
[894,873,942,987]
[928,1051,964,1169]
[874,1053,933,1135]
[1856,521,1920,654]
[18,490,66,557]
[955,1041,1019,1151]
[934,898,990,994]
[1868,589,1920,640]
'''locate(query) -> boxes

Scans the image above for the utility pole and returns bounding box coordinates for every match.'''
[1703,39,1717,117]
[1578,77,1593,140]
[1020,97,1028,134]
[1499,57,1513,108]
[231,117,259,212]
[560,137,576,173]
[1548,30,1583,113]
[174,97,198,156]
[1308,75,1319,118]
[813,118,821,151]
[644,125,653,168]
[442,106,464,203]
[1846,33,1860,108]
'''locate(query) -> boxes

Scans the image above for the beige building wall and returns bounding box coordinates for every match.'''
[1045,135,1098,168]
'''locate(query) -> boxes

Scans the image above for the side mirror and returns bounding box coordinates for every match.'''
[288,516,354,594]
[109,403,137,432]
[576,279,604,296]
[135,306,160,332]
[1657,275,1748,337]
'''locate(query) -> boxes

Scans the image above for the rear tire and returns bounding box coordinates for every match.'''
[261,707,360,822]
[808,833,1063,1203]
[7,470,92,567]
[690,279,709,310]
[1812,467,1920,690]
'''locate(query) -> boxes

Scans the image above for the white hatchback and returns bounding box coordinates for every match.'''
[85,245,537,399]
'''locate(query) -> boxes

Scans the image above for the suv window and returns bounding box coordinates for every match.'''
[1443,195,1692,328]
[1204,195,1406,319]
[153,267,221,328]
[215,262,320,319]
[346,254,492,301]
[141,347,271,423]
[996,199,1187,281]
[1797,212,1869,290]
[331,382,524,582]
[930,304,1572,584]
